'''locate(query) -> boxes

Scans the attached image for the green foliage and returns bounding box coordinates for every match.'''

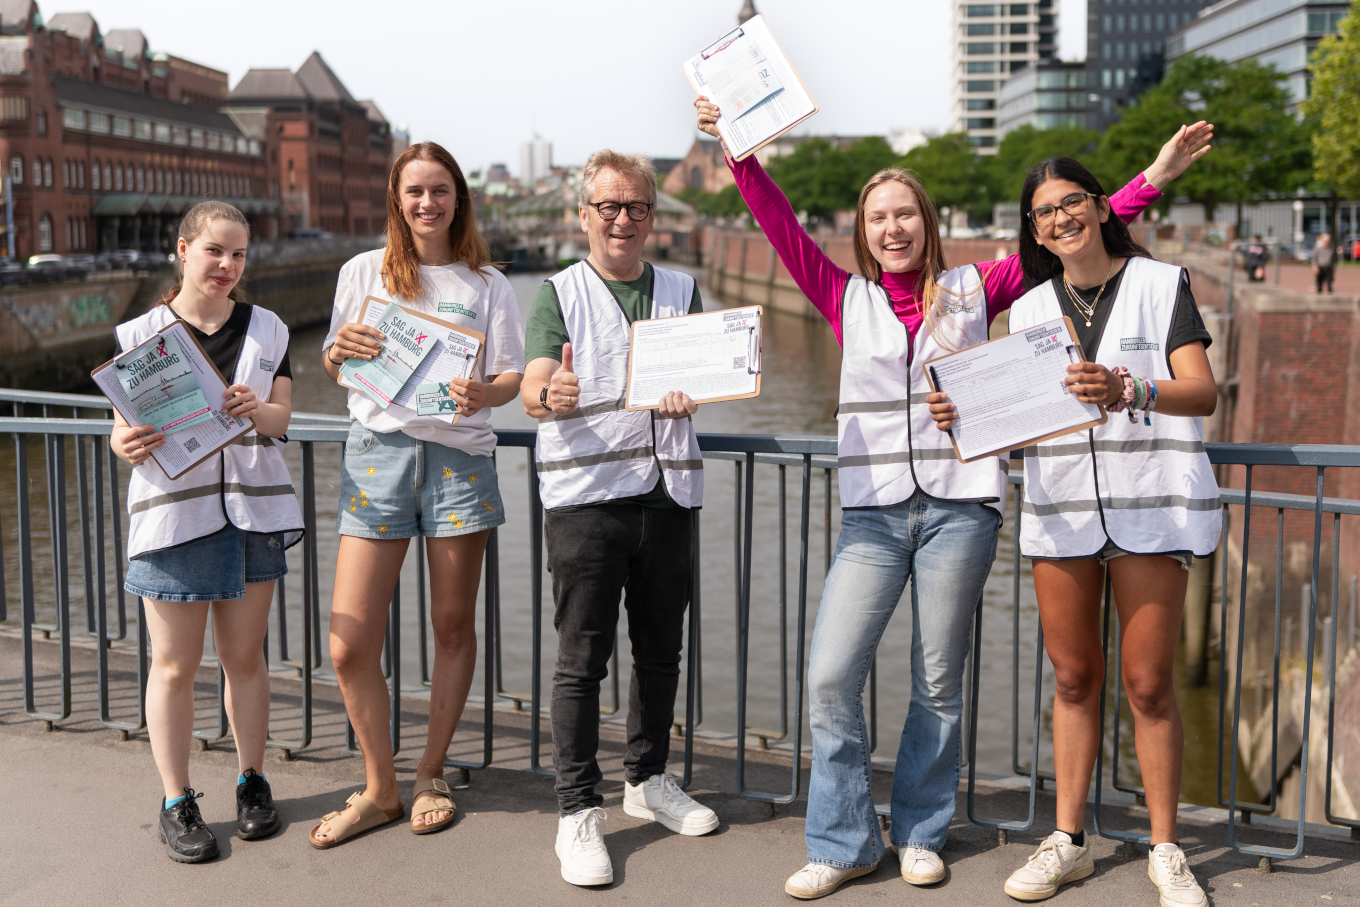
[899,133,989,219]
[1099,54,1312,220]
[764,136,899,221]
[985,125,1102,204]
[1301,0,1360,200]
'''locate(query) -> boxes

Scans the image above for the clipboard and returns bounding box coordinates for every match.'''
[922,316,1107,464]
[683,15,819,162]
[91,318,255,480]
[338,296,486,424]
[624,305,762,411]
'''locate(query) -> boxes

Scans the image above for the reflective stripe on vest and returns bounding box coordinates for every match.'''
[836,269,1009,512]
[1009,256,1222,558]
[117,304,304,558]
[534,262,704,509]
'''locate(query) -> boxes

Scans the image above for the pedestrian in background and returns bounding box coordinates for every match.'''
[1244,234,1268,282]
[1312,232,1336,294]
[311,142,524,848]
[110,201,302,863]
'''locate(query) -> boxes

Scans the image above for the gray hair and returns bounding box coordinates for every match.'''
[578,150,657,208]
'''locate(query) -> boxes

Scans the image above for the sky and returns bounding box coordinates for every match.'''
[71,0,1089,176]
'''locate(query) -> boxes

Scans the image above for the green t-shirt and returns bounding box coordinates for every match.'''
[525,262,704,509]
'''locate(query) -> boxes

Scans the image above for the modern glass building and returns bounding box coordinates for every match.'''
[997,60,1089,138]
[951,1,1058,153]
[1165,0,1350,108]
[1085,0,1215,131]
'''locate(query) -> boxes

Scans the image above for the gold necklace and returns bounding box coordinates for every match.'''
[1062,258,1115,327]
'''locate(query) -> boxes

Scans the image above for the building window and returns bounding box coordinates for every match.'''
[36,108,46,135]
[173,170,181,193]
[79,220,85,249]
[135,166,144,192]
[77,161,84,189]
[967,61,996,72]
[966,5,997,16]
[1010,3,1028,13]
[65,218,71,250]
[190,130,204,149]
[967,23,996,35]
[112,116,131,137]
[1103,69,1112,88]
[42,159,51,187]
[104,162,112,190]
[89,111,109,133]
[1010,22,1028,34]
[966,42,996,54]
[91,158,100,190]
[206,133,221,151]
[125,164,133,191]
[113,163,122,191]
[966,98,997,110]
[967,80,996,92]
[38,214,51,252]
[1116,69,1126,88]
[968,135,997,148]
[0,96,27,121]
[62,160,70,187]
[10,155,20,183]
[62,107,85,130]
[134,120,151,141]
[1010,41,1028,52]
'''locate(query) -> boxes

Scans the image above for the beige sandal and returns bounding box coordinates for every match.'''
[410,777,457,835]
[308,792,404,849]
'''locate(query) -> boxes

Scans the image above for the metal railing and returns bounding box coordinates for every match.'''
[1,389,1357,861]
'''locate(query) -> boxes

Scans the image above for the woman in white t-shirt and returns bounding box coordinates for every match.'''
[310,142,525,847]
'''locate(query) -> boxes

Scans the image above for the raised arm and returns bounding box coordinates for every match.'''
[696,98,850,331]
[980,121,1215,320]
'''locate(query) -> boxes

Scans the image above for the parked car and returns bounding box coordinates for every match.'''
[64,254,99,272]
[102,250,141,269]
[27,254,65,270]
[0,258,26,286]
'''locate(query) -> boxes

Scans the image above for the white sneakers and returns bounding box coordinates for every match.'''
[784,862,878,899]
[1148,843,1208,907]
[1003,830,1095,901]
[622,772,720,836]
[556,807,613,887]
[896,845,946,885]
[557,776,719,887]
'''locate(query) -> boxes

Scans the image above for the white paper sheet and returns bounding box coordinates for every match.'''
[93,320,252,479]
[347,299,483,423]
[694,33,784,121]
[627,306,761,410]
[684,16,817,160]
[924,317,1104,461]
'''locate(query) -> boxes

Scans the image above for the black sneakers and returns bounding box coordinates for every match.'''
[236,769,281,840]
[157,789,219,863]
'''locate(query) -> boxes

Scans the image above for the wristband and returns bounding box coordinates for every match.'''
[540,383,550,408]
[327,347,342,366]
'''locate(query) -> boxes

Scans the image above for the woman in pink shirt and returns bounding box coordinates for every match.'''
[696,99,1211,900]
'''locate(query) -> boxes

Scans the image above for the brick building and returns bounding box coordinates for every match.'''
[0,0,276,258]
[228,52,392,237]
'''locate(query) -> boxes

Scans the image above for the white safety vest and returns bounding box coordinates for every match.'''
[1008,256,1221,558]
[535,261,703,510]
[117,304,304,559]
[837,268,1009,512]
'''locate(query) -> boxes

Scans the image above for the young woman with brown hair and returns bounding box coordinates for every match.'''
[695,98,1210,899]
[310,142,525,847]
[110,201,302,862]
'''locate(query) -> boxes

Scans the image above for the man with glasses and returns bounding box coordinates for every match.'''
[521,149,717,888]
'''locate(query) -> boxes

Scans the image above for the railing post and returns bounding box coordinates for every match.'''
[528,446,552,776]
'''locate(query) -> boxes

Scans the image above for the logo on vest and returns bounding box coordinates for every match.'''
[1120,337,1159,351]
[437,302,478,319]
[259,358,274,373]
[937,300,976,315]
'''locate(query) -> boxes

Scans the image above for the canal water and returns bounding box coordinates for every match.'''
[1,266,1230,807]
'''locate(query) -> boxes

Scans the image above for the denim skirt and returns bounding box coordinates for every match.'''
[124,523,288,603]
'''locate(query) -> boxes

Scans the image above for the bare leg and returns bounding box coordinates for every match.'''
[1033,558,1106,836]
[144,599,210,800]
[211,582,275,776]
[1108,556,1188,846]
[312,535,409,843]
[411,530,489,828]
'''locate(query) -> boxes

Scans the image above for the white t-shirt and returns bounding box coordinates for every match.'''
[324,249,525,457]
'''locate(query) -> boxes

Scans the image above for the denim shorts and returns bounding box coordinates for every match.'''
[1096,538,1194,571]
[125,523,288,603]
[337,422,505,539]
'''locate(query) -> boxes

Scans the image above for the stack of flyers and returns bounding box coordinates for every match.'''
[115,333,215,435]
[340,300,437,409]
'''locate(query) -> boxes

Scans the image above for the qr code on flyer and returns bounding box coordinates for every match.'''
[733,356,746,370]
[183,437,201,453]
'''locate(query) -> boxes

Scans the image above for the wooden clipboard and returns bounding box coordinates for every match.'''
[683,15,819,162]
[624,305,762,411]
[338,296,487,423]
[923,315,1107,464]
[91,318,255,480]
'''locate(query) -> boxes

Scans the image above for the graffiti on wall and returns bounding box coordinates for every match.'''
[0,280,139,348]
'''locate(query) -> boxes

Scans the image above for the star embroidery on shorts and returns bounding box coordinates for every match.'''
[482,500,494,512]
[367,466,376,475]
[443,467,453,479]
[448,513,463,528]
[468,474,478,483]
[378,525,388,534]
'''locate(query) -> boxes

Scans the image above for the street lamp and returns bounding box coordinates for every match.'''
[1292,198,1305,259]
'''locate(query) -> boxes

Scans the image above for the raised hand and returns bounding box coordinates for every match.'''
[1144,121,1214,191]
[694,96,724,142]
[548,342,580,415]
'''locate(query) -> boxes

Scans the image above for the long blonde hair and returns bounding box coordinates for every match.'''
[852,168,970,347]
[382,142,492,300]
[157,200,251,306]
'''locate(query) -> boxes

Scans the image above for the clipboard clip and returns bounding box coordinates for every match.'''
[700,26,744,59]
[746,312,762,375]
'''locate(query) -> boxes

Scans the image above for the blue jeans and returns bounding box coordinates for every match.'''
[805,491,1000,867]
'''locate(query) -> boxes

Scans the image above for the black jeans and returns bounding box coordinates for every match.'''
[1317,265,1334,293]
[544,503,694,815]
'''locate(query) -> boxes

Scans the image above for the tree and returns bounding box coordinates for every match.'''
[899,133,988,227]
[985,124,1102,207]
[765,136,898,222]
[1301,0,1360,235]
[1098,54,1312,226]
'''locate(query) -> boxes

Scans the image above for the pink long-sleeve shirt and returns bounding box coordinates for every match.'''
[727,155,1163,346]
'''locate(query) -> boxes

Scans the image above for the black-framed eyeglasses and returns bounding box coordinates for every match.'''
[586,200,654,222]
[1027,193,1099,226]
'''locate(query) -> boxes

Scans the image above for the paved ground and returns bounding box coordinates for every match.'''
[1,633,1356,907]
[1269,261,1360,295]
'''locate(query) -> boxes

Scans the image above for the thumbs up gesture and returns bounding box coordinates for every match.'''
[548,342,580,415]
